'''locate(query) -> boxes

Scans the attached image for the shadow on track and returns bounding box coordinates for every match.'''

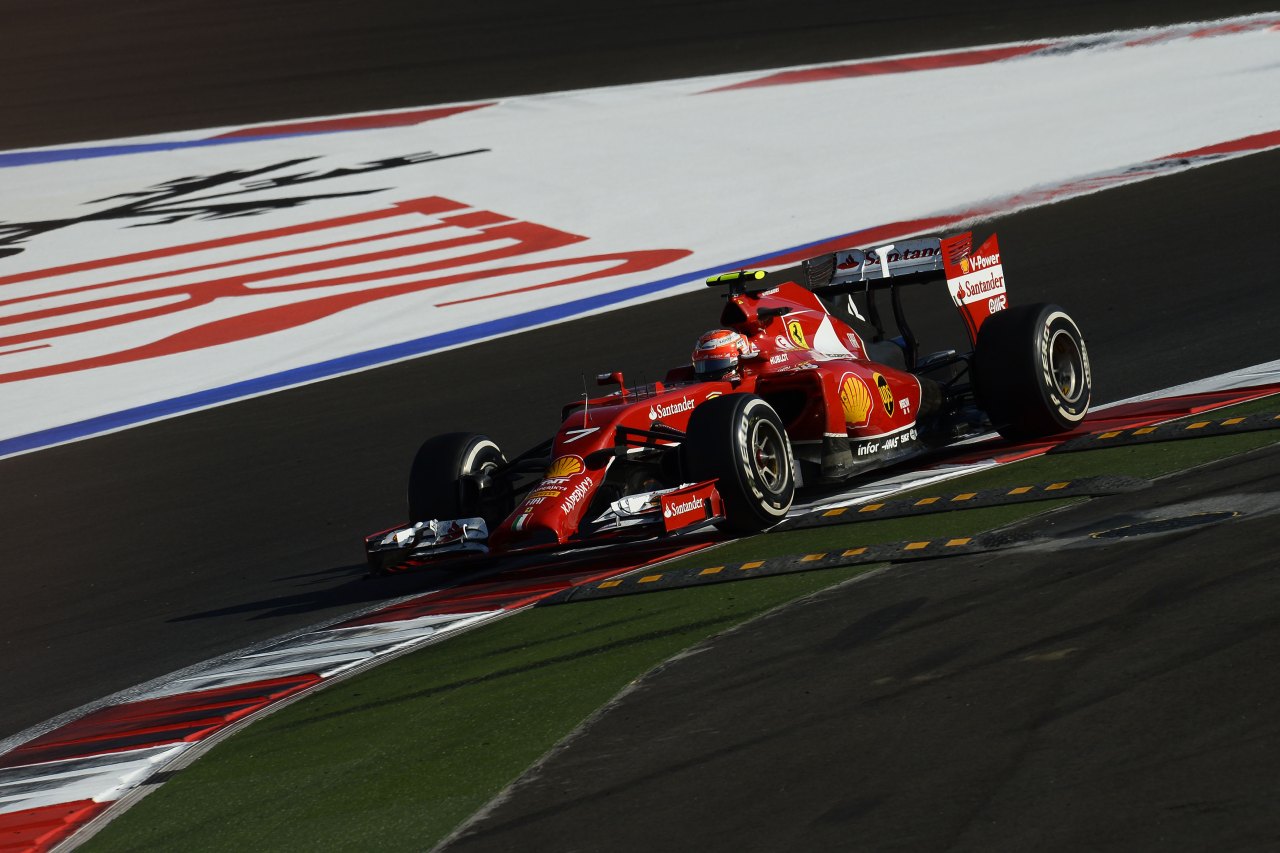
[166,564,434,622]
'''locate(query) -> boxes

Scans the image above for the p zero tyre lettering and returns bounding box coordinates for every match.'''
[1040,311,1090,422]
[461,439,502,474]
[735,400,756,500]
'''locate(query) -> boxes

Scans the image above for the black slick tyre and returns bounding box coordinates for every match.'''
[973,303,1092,440]
[683,394,795,534]
[407,432,510,527]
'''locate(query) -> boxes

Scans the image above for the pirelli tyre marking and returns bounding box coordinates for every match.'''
[774,475,1149,531]
[1051,411,1280,453]
[1040,310,1090,423]
[737,397,792,517]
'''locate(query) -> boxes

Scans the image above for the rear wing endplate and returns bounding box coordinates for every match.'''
[803,232,1009,347]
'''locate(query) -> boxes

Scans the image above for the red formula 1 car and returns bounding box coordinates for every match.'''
[365,231,1091,572]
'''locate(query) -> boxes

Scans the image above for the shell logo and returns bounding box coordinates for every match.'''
[786,318,809,349]
[546,455,584,478]
[873,372,895,416]
[959,256,971,274]
[839,374,873,427]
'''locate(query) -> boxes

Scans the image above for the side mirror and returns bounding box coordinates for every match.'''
[596,371,625,388]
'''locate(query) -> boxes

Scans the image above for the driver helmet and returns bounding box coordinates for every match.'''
[692,329,754,379]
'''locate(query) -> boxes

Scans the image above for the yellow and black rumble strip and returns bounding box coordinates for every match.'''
[1051,412,1280,454]
[543,534,1010,605]
[773,475,1148,531]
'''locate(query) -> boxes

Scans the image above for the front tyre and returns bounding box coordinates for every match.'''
[683,394,795,534]
[974,303,1092,440]
[407,432,511,527]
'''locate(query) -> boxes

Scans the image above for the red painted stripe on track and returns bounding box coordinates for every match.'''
[941,384,1280,467]
[708,17,1280,94]
[704,44,1050,92]
[342,540,716,627]
[0,197,469,287]
[0,800,109,853]
[758,130,1280,272]
[0,675,319,768]
[207,104,494,139]
[1166,129,1280,159]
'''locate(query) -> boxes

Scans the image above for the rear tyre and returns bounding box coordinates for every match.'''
[407,433,511,527]
[973,303,1092,440]
[683,395,795,534]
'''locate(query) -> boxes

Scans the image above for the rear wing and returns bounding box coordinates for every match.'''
[803,232,1008,349]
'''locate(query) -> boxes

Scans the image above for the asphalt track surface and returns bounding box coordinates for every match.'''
[445,443,1280,853]
[5,0,1278,150]
[0,0,1276,833]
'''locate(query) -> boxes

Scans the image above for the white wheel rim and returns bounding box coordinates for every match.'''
[1048,329,1084,403]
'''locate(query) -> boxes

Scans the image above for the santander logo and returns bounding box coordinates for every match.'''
[649,397,696,421]
[956,275,1005,299]
[663,497,705,518]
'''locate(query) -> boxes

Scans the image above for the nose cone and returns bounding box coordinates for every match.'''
[490,469,600,551]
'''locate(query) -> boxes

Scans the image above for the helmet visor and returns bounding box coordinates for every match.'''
[694,356,737,376]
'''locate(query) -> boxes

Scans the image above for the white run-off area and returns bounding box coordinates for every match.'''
[0,16,1276,448]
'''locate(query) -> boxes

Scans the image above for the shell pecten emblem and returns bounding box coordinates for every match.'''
[873,372,895,416]
[546,455,585,478]
[839,374,873,427]
[786,318,809,349]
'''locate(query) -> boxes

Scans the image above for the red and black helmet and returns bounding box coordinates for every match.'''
[692,329,754,379]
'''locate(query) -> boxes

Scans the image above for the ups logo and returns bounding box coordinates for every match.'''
[873,373,894,416]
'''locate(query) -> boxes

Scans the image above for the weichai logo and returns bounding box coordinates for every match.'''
[546,456,584,478]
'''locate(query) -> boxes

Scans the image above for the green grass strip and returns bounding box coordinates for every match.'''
[662,395,1280,569]
[85,566,867,853]
[85,393,1280,852]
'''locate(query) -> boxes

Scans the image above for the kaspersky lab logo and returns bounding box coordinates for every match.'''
[649,397,696,421]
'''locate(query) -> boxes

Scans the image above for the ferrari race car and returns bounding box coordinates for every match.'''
[365,231,1092,572]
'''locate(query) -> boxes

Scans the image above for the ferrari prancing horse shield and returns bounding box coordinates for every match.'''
[786,318,808,349]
